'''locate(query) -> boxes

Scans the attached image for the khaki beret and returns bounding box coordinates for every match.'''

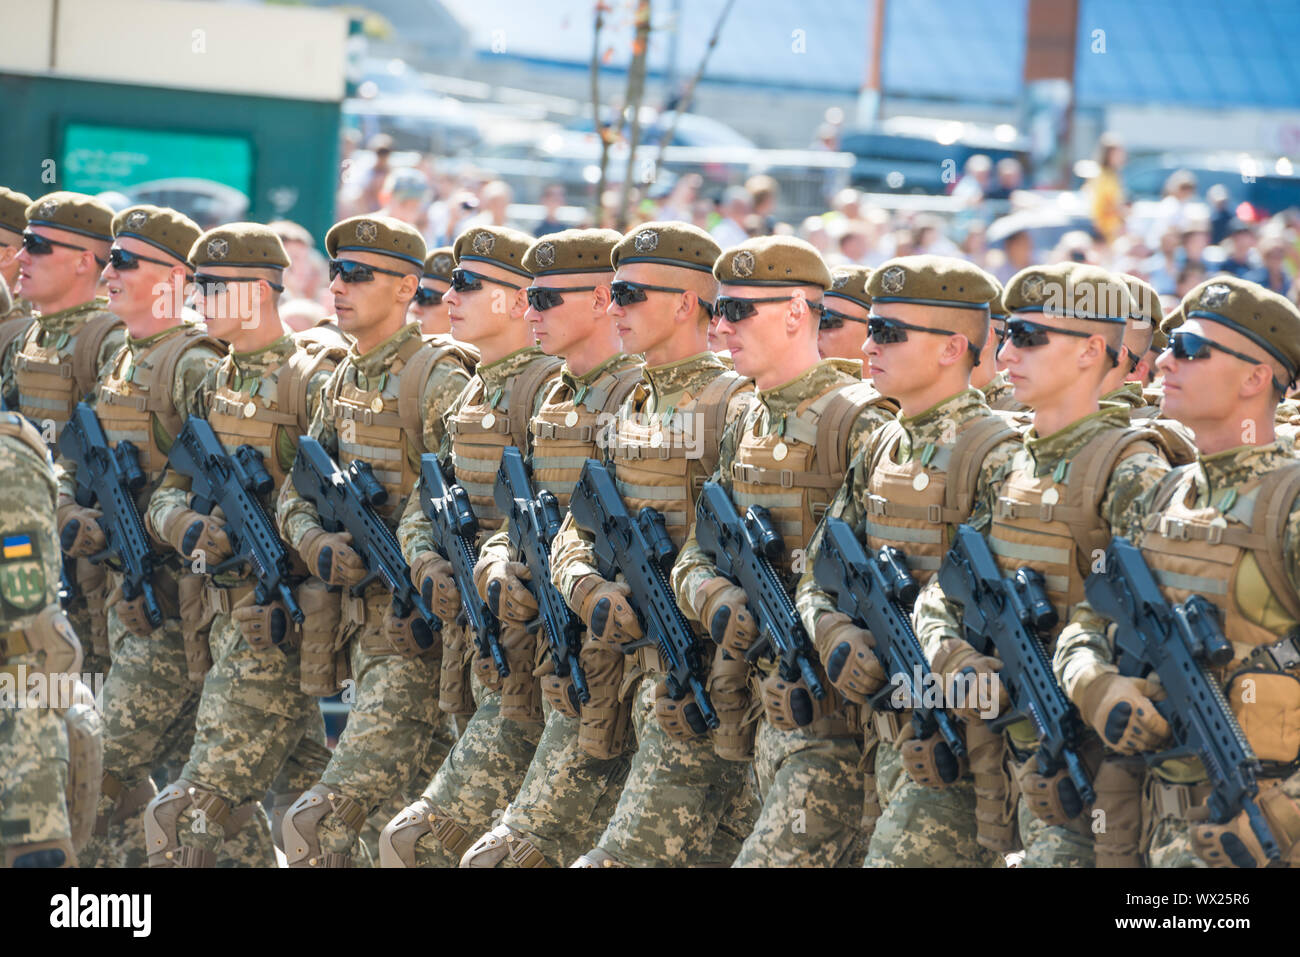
[714,236,831,288]
[612,221,720,273]
[112,205,201,264]
[327,214,425,269]
[1122,274,1164,331]
[1003,263,1131,324]
[0,187,33,236]
[524,228,621,276]
[26,190,114,243]
[867,255,998,311]
[1180,276,1300,384]
[190,223,291,270]
[423,246,456,283]
[986,277,1007,319]
[1157,299,1183,340]
[825,265,872,310]
[453,225,533,278]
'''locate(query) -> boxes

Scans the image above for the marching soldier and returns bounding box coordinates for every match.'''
[378,224,564,867]
[276,215,475,867]
[0,187,35,405]
[816,264,872,363]
[913,263,1171,867]
[672,237,897,866]
[411,246,454,336]
[971,280,1024,413]
[1056,276,1300,868]
[795,256,1024,866]
[548,221,757,868]
[456,228,643,868]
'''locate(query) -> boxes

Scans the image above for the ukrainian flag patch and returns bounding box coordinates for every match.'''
[2,536,33,559]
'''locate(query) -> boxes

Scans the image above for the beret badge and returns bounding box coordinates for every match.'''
[207,238,229,261]
[731,250,755,278]
[472,231,496,256]
[534,241,556,268]
[633,229,659,252]
[880,265,905,294]
[1201,283,1231,309]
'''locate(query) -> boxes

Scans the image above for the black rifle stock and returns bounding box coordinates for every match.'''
[57,401,162,629]
[494,446,587,702]
[1085,536,1280,861]
[167,416,303,623]
[569,458,719,729]
[419,453,507,677]
[938,523,1095,807]
[815,516,966,758]
[291,436,437,645]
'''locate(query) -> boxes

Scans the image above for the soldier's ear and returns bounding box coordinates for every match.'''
[592,284,611,314]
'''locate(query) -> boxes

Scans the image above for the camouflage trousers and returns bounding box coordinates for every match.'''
[396,671,544,867]
[733,717,869,867]
[592,675,757,867]
[166,606,332,865]
[1016,797,1095,867]
[1143,773,1300,869]
[0,704,70,863]
[481,698,635,867]
[864,738,1001,867]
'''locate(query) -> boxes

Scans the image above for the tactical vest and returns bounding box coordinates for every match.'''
[610,370,750,549]
[15,312,122,434]
[447,353,563,529]
[864,413,1021,576]
[336,334,480,519]
[529,360,642,507]
[97,327,220,480]
[298,321,350,353]
[0,313,34,371]
[987,426,1162,627]
[730,380,895,578]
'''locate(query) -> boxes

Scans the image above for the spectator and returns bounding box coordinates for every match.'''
[1142,225,1182,296]
[1175,261,1207,299]
[1207,184,1234,245]
[691,197,715,233]
[534,184,567,237]
[464,179,515,229]
[985,158,1024,201]
[379,167,431,228]
[271,220,332,313]
[1052,230,1097,265]
[990,228,1035,284]
[660,173,702,222]
[358,133,394,214]
[1217,218,1261,279]
[1089,132,1127,244]
[746,174,780,234]
[710,186,752,247]
[1257,234,1292,294]
[951,154,991,206]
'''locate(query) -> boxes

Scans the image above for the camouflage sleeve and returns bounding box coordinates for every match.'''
[396,482,436,563]
[419,357,472,458]
[148,362,222,542]
[277,365,341,549]
[1100,448,1170,541]
[0,436,61,627]
[551,509,601,607]
[796,444,871,647]
[97,325,127,381]
[847,403,894,468]
[54,339,131,503]
[1053,601,1117,701]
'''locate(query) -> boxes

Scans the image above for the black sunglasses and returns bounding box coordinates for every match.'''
[525,285,596,312]
[414,286,444,307]
[450,268,521,293]
[192,273,285,296]
[109,246,180,271]
[714,295,824,323]
[1001,318,1118,367]
[1166,330,1287,392]
[820,307,869,331]
[329,258,409,283]
[22,230,107,266]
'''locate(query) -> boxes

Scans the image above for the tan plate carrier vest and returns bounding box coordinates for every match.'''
[447,354,564,531]
[529,361,643,507]
[334,335,479,520]
[0,312,35,377]
[16,312,122,435]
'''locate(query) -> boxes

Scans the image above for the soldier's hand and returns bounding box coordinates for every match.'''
[696,577,757,656]
[57,503,106,559]
[814,611,886,704]
[1077,672,1169,754]
[473,557,538,623]
[572,575,641,645]
[162,508,233,564]
[1190,784,1300,868]
[383,605,437,658]
[109,586,159,637]
[930,637,1008,722]
[299,528,367,587]
[231,599,290,651]
[411,552,459,623]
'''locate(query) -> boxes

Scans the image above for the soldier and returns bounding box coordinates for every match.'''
[0,187,35,405]
[0,410,101,867]
[971,280,1023,413]
[276,215,475,868]
[139,223,343,867]
[411,246,454,336]
[816,264,872,363]
[378,225,563,867]
[59,206,227,868]
[1056,276,1300,868]
[913,263,1171,867]
[548,221,756,868]
[794,255,1024,867]
[456,228,644,868]
[672,237,897,866]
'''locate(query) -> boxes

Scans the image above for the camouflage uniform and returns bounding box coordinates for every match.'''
[551,351,758,867]
[0,298,34,409]
[0,412,100,867]
[915,404,1169,867]
[277,321,473,866]
[796,387,1023,866]
[982,370,1025,413]
[381,344,562,867]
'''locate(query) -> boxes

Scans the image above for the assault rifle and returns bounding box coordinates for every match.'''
[569,458,718,729]
[167,416,303,623]
[815,516,966,759]
[58,402,162,629]
[938,524,1095,809]
[1085,536,1280,861]
[494,446,587,702]
[419,453,508,677]
[291,437,437,645]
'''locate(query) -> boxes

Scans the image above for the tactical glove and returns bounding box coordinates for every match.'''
[571,575,642,646]
[161,507,233,564]
[57,503,106,559]
[696,577,758,656]
[411,552,459,623]
[1190,784,1300,868]
[474,557,538,623]
[1077,672,1170,755]
[815,611,887,704]
[298,528,366,587]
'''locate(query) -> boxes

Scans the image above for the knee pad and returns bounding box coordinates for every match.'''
[268,791,301,852]
[5,837,76,868]
[143,779,227,867]
[63,688,103,852]
[570,847,625,868]
[281,784,365,867]
[377,798,471,868]
[459,823,550,868]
